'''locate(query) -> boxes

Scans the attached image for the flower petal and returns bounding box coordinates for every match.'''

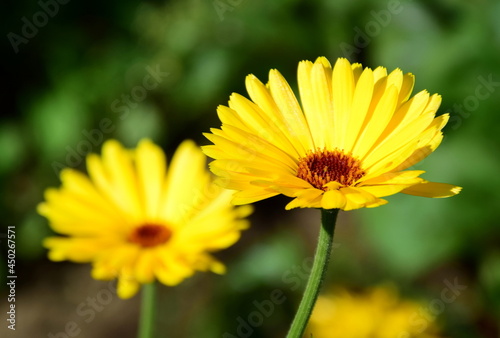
[353,85,399,158]
[101,140,143,219]
[136,139,166,220]
[331,58,355,148]
[117,274,140,299]
[344,67,374,152]
[321,190,347,209]
[226,93,298,155]
[341,187,378,210]
[159,140,209,225]
[401,182,462,198]
[285,189,323,209]
[268,69,314,155]
[232,188,280,205]
[298,58,334,148]
[359,170,425,186]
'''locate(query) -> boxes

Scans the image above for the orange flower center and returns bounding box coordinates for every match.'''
[128,224,172,247]
[296,148,365,191]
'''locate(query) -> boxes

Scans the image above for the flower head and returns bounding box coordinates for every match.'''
[38,139,252,298]
[306,284,442,338]
[203,57,461,210]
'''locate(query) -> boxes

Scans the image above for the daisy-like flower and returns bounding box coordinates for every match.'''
[203,57,461,210]
[306,284,442,338]
[38,139,251,299]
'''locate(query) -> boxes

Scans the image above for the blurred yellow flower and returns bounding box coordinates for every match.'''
[38,139,251,299]
[203,57,461,210]
[306,284,442,338]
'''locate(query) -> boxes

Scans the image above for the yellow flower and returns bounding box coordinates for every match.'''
[38,139,252,299]
[203,57,461,210]
[306,284,442,338]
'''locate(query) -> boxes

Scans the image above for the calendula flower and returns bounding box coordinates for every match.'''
[306,284,442,338]
[203,57,461,210]
[38,139,251,299]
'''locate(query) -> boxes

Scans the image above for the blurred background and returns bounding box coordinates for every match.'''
[1,0,499,337]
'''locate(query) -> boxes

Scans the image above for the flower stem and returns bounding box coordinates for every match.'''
[138,282,157,338]
[286,208,339,338]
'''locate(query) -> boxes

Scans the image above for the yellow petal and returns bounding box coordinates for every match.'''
[206,131,292,172]
[246,74,297,156]
[232,188,279,205]
[43,237,112,262]
[213,125,298,170]
[401,182,462,198]
[340,187,378,210]
[268,69,314,155]
[373,66,387,82]
[386,68,403,95]
[217,105,247,130]
[117,275,140,299]
[359,184,416,198]
[381,90,430,140]
[297,60,317,145]
[209,166,256,190]
[365,198,388,208]
[154,249,193,285]
[38,189,125,235]
[393,133,443,171]
[101,140,143,219]
[87,148,141,223]
[60,169,123,218]
[227,93,297,155]
[363,111,435,170]
[363,139,420,180]
[298,59,333,148]
[209,260,226,274]
[159,140,208,225]
[359,170,425,186]
[252,175,313,197]
[353,85,399,158]
[321,190,346,209]
[423,93,442,114]
[331,58,354,148]
[175,192,250,250]
[392,114,449,171]
[344,67,374,152]
[91,262,117,280]
[398,73,415,104]
[135,249,156,283]
[351,63,363,83]
[136,139,166,220]
[285,189,323,209]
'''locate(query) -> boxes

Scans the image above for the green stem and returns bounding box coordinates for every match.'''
[138,282,157,338]
[286,208,339,338]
